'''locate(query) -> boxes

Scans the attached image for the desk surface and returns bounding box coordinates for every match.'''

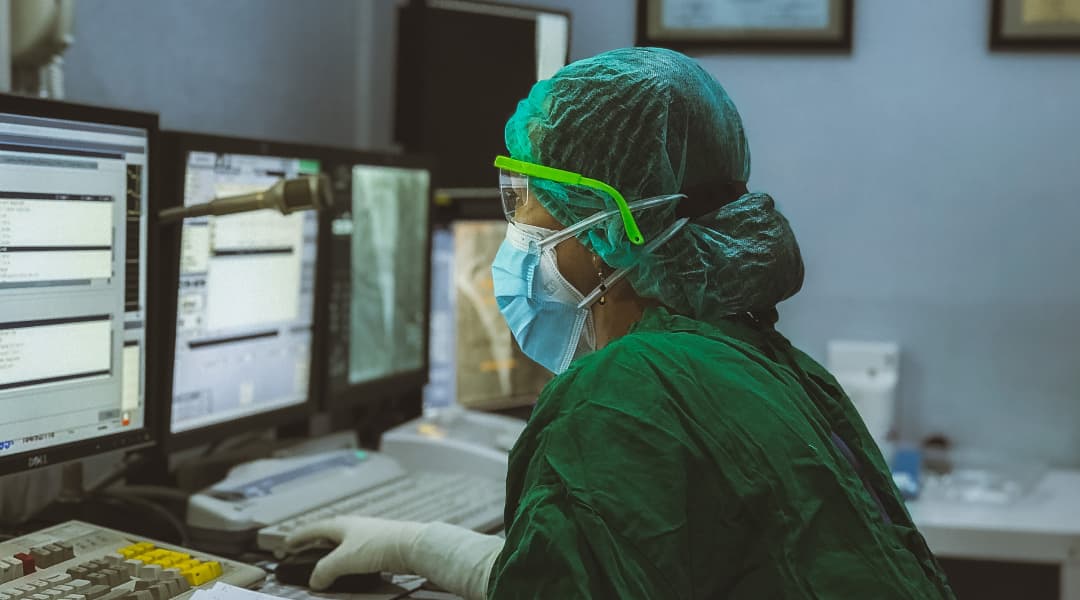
[909,469,1080,563]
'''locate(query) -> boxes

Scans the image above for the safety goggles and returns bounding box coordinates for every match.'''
[494,155,646,246]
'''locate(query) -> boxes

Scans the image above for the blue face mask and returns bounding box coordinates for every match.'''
[491,222,595,374]
[491,195,689,375]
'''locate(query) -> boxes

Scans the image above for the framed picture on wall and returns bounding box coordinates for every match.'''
[636,0,853,51]
[991,0,1080,49]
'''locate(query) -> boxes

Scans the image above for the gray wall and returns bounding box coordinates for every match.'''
[61,1,1080,467]
[64,0,364,147]
[511,0,1080,466]
[699,2,1080,468]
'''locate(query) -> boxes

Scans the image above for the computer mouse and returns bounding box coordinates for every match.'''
[274,547,383,592]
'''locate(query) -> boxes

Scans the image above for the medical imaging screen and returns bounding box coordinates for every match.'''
[170,152,320,433]
[325,165,430,394]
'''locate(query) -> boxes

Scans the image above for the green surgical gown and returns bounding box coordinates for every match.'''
[488,307,955,599]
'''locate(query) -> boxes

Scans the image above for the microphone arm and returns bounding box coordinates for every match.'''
[159,173,333,223]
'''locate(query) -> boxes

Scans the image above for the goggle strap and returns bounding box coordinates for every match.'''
[576,217,690,310]
[538,194,686,250]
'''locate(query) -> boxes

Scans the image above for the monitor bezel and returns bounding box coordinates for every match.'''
[0,93,160,476]
[316,151,436,415]
[156,130,348,452]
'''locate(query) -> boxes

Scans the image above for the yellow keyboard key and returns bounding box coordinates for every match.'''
[175,559,200,572]
[205,561,222,579]
[181,563,215,586]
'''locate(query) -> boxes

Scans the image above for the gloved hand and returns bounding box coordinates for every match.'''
[285,516,504,600]
[284,517,424,586]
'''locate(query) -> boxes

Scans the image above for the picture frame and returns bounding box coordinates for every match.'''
[636,0,853,51]
[990,0,1080,49]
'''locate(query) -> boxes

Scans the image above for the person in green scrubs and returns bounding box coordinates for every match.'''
[288,47,955,599]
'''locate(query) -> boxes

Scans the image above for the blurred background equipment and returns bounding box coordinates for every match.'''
[9,0,75,97]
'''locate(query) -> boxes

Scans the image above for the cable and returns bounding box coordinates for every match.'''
[111,485,190,504]
[95,491,190,547]
[85,453,149,496]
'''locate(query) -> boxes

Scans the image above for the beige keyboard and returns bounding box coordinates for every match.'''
[0,521,264,600]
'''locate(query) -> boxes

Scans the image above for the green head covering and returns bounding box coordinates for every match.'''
[504,47,803,322]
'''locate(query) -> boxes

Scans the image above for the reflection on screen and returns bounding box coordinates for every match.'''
[346,165,429,384]
[452,221,550,410]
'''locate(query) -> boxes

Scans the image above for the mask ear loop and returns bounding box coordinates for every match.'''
[536,194,686,252]
[577,217,690,310]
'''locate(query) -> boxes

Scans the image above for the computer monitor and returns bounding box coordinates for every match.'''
[395,0,570,193]
[320,154,433,409]
[158,132,330,450]
[0,94,157,476]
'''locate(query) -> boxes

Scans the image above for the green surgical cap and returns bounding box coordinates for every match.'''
[504,47,804,322]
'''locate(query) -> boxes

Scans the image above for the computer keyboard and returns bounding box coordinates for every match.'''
[256,471,504,553]
[0,521,265,600]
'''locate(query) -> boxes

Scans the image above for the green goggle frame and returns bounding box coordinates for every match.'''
[494,155,645,245]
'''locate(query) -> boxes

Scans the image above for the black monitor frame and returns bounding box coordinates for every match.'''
[395,0,572,193]
[315,151,436,420]
[0,94,160,476]
[156,131,351,452]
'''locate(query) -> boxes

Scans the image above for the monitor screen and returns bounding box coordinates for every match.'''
[0,103,152,470]
[169,151,320,434]
[324,164,430,398]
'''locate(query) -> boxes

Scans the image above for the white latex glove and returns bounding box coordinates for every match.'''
[285,516,504,600]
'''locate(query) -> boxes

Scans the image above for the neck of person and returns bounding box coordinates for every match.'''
[592,279,661,348]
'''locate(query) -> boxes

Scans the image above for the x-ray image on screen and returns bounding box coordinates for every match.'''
[348,165,430,384]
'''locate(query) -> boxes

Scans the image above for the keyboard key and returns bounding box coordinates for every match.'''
[149,584,171,600]
[43,546,66,566]
[64,595,86,600]
[66,567,88,580]
[67,580,90,591]
[162,572,187,594]
[14,554,36,575]
[28,580,49,589]
[121,560,141,578]
[137,565,161,581]
[41,590,63,598]
[45,574,72,584]
[160,578,181,598]
[86,574,106,587]
[53,587,73,594]
[172,560,198,573]
[30,594,49,600]
[101,569,123,587]
[29,548,52,569]
[2,557,23,582]
[179,563,213,587]
[54,543,75,562]
[82,585,108,600]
